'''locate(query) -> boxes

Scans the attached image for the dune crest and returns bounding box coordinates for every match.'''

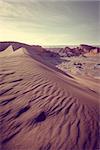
[0,45,14,57]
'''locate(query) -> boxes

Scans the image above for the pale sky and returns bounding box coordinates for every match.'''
[0,0,99,45]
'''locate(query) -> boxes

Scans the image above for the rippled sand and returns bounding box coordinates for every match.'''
[0,47,99,150]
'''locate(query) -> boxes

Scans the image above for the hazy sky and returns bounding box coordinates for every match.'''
[0,0,99,45]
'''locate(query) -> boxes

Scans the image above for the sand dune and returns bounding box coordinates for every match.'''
[0,45,14,57]
[0,45,99,150]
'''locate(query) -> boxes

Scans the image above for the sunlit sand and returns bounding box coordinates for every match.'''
[0,42,99,150]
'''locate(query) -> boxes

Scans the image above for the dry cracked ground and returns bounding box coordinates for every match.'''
[0,48,99,150]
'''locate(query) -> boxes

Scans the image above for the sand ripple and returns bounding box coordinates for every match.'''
[0,53,99,150]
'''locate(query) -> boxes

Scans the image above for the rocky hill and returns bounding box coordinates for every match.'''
[59,44,100,57]
[0,41,46,52]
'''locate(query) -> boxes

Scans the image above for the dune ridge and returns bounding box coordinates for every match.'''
[0,43,99,150]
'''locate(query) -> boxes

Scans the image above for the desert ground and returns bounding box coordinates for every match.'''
[0,42,99,150]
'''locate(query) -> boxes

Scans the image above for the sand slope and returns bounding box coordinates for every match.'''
[0,46,99,150]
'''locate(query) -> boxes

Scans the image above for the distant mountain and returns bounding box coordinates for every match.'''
[0,42,100,57]
[58,44,100,57]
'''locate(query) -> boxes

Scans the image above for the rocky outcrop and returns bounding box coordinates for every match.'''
[59,44,100,57]
[80,44,98,51]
